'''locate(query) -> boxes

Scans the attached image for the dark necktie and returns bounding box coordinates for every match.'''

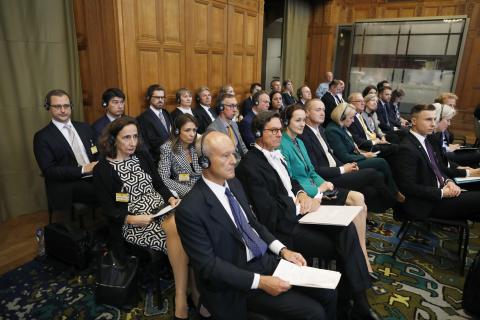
[424,139,445,186]
[225,188,267,258]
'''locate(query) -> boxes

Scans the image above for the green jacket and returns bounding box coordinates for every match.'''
[279,131,324,197]
[325,122,366,163]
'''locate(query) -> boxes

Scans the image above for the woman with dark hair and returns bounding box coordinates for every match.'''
[362,85,377,97]
[158,114,202,198]
[93,117,190,319]
[171,88,194,122]
[269,90,284,112]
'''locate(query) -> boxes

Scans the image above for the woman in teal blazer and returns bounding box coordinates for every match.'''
[279,104,375,275]
[325,103,404,201]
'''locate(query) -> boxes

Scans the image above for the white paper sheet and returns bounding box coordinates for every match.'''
[151,205,174,218]
[273,259,341,289]
[454,176,480,184]
[298,205,362,226]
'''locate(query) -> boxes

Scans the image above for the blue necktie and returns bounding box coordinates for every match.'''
[225,188,267,258]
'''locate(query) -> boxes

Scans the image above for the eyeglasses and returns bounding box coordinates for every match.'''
[264,128,282,135]
[152,95,165,99]
[50,104,71,110]
[223,104,238,109]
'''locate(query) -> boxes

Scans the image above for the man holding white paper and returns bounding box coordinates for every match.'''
[176,132,337,320]
[236,111,381,320]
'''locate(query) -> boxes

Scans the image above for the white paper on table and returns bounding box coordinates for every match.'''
[454,176,480,184]
[151,205,174,218]
[273,259,341,289]
[298,205,362,226]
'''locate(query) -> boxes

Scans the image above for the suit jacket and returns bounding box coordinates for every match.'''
[91,114,111,142]
[279,132,325,197]
[193,105,216,134]
[170,107,193,123]
[348,114,374,151]
[376,100,393,132]
[33,121,98,210]
[431,132,466,177]
[206,117,248,162]
[325,122,366,163]
[394,132,457,219]
[281,92,296,107]
[238,110,256,148]
[158,141,202,198]
[387,102,402,129]
[137,108,172,164]
[175,178,278,320]
[241,96,254,116]
[298,125,343,178]
[320,91,339,127]
[236,148,303,246]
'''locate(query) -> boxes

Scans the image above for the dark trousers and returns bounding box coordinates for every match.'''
[358,157,398,195]
[431,191,480,221]
[446,150,480,168]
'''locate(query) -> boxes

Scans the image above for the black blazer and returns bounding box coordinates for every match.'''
[281,92,296,107]
[348,116,374,150]
[193,105,216,134]
[376,100,393,132]
[33,121,98,210]
[297,125,343,178]
[175,178,278,320]
[241,96,254,116]
[320,91,338,127]
[93,150,173,225]
[137,108,172,164]
[91,114,111,142]
[431,132,466,177]
[394,132,457,219]
[236,148,303,246]
[238,110,256,149]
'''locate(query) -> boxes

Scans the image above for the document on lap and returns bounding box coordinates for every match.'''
[454,176,480,184]
[273,259,341,289]
[151,205,174,218]
[298,205,362,226]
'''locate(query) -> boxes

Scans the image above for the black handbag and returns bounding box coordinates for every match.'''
[95,251,138,307]
[463,250,480,316]
[44,223,91,269]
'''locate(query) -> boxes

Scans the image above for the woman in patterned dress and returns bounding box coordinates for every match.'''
[93,117,189,319]
[158,114,202,198]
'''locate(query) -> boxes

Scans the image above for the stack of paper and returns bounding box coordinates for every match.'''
[298,205,362,226]
[454,176,480,184]
[273,259,341,289]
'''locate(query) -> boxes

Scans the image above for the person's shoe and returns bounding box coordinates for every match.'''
[369,272,380,282]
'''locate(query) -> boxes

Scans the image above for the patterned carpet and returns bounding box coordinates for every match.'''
[0,211,478,319]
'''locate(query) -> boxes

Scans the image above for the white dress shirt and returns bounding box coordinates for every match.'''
[202,176,285,289]
[177,106,194,116]
[201,104,215,121]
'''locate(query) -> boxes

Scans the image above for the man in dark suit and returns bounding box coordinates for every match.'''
[236,112,380,320]
[239,90,270,148]
[33,89,98,211]
[241,82,262,116]
[91,88,125,142]
[321,80,342,127]
[376,86,394,133]
[176,131,336,320]
[137,84,172,164]
[394,104,480,221]
[296,85,312,107]
[193,86,216,134]
[281,79,297,106]
[299,99,395,212]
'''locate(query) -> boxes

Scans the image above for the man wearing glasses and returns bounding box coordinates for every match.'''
[137,84,172,165]
[239,90,271,148]
[206,93,248,164]
[33,89,99,213]
[91,88,126,142]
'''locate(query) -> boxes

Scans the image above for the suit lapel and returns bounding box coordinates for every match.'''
[48,122,76,160]
[147,108,169,137]
[407,133,437,175]
[73,122,93,160]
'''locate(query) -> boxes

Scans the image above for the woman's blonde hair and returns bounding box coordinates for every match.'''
[330,102,356,125]
[432,102,456,124]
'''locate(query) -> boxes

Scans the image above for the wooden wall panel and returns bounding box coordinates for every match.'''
[306,0,478,134]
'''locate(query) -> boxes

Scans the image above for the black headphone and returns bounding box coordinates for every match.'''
[109,134,115,145]
[101,88,125,108]
[43,89,73,110]
[340,104,348,121]
[296,87,303,99]
[198,131,213,169]
[173,116,181,136]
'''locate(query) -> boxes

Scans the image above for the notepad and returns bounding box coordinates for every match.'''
[151,205,174,218]
[273,259,341,289]
[454,176,480,184]
[298,205,362,226]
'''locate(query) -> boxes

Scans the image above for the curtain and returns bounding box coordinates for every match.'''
[282,0,311,90]
[0,0,83,221]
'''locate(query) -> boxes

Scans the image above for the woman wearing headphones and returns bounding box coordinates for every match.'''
[269,90,284,112]
[171,88,194,122]
[93,117,191,320]
[278,104,375,276]
[158,114,202,198]
[325,103,404,202]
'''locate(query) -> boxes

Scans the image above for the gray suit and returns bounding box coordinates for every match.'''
[206,117,248,163]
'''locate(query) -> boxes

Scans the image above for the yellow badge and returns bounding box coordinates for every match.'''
[178,173,190,182]
[90,145,98,154]
[115,193,129,203]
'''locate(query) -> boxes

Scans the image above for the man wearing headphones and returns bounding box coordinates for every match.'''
[206,93,248,164]
[91,88,125,142]
[239,90,270,148]
[33,89,98,212]
[241,82,262,116]
[176,131,336,320]
[193,86,216,134]
[270,79,281,93]
[137,84,172,165]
